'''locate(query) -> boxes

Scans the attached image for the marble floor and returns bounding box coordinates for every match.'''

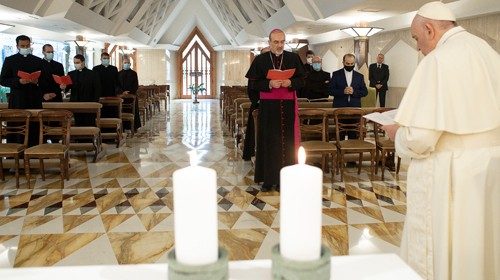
[0,100,407,267]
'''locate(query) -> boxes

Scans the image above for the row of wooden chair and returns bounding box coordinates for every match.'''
[0,109,71,188]
[249,107,400,181]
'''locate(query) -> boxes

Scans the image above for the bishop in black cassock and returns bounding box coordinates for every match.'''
[245,29,305,191]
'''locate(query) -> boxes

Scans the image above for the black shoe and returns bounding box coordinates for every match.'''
[261,184,272,192]
[345,161,357,168]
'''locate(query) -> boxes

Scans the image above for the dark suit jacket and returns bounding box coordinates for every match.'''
[329,69,367,108]
[368,63,389,91]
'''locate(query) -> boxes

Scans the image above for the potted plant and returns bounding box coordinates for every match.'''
[188,83,206,104]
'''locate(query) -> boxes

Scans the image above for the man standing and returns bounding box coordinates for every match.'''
[0,35,43,146]
[39,44,65,102]
[383,2,500,279]
[65,54,102,126]
[245,29,305,191]
[368,53,389,107]
[118,56,141,131]
[93,52,119,97]
[330,53,368,139]
[0,35,43,109]
[303,56,330,101]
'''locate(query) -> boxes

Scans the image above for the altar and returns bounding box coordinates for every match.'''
[0,253,422,280]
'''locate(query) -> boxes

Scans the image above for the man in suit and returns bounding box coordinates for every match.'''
[369,53,390,107]
[330,53,368,139]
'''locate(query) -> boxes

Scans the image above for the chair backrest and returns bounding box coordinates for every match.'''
[0,109,31,146]
[37,110,72,145]
[252,109,259,148]
[333,107,365,140]
[99,97,123,118]
[298,109,328,142]
[121,95,136,115]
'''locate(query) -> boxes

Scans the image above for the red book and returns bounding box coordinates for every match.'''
[52,74,73,85]
[266,68,295,80]
[17,70,41,80]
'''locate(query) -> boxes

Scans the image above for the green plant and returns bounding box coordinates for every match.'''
[188,83,206,95]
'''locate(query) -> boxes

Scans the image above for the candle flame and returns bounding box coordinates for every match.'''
[188,150,197,166]
[298,146,306,164]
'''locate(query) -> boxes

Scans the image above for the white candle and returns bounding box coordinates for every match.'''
[173,150,218,265]
[280,147,323,261]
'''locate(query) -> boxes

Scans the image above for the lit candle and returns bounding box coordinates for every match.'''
[173,150,218,265]
[280,147,323,261]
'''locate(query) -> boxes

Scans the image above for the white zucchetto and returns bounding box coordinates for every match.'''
[417,1,456,21]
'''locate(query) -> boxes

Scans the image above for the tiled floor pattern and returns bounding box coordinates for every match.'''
[0,100,406,267]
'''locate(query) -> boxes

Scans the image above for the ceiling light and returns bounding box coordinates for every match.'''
[0,23,14,32]
[285,38,308,51]
[65,35,95,47]
[341,27,383,37]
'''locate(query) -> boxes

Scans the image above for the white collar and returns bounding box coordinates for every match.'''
[437,26,465,48]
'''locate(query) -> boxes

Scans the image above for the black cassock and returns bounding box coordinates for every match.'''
[67,68,102,126]
[93,64,119,97]
[245,51,305,186]
[39,59,65,102]
[0,53,43,109]
[0,53,43,146]
[304,69,330,100]
[118,69,141,130]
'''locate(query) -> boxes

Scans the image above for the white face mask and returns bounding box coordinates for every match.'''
[74,63,83,70]
[44,52,54,61]
[102,58,110,66]
[123,63,131,70]
[19,48,31,56]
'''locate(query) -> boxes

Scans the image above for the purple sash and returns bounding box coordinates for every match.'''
[260,87,300,161]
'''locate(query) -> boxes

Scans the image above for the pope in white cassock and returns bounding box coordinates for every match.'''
[383,1,500,280]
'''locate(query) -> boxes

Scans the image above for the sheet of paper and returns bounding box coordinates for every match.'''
[363,109,398,125]
[266,68,295,80]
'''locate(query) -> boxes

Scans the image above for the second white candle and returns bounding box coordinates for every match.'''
[280,147,323,261]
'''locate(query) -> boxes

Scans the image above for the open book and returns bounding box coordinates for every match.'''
[363,109,398,125]
[266,68,295,80]
[17,70,41,80]
[52,74,73,85]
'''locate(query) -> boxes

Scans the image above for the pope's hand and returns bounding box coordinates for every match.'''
[381,124,400,141]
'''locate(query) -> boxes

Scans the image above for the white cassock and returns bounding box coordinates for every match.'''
[394,26,500,280]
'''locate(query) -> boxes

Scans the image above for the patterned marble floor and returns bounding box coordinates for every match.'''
[0,100,407,267]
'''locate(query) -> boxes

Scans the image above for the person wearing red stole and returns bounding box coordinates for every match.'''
[245,29,305,192]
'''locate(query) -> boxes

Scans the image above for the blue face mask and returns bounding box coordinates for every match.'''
[19,48,31,56]
[102,58,110,66]
[123,63,131,70]
[44,52,54,61]
[312,63,321,71]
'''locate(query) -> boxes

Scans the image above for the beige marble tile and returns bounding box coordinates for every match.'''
[14,233,102,267]
[107,232,174,264]
[219,229,268,260]
[322,225,349,256]
[63,215,98,232]
[137,213,169,231]
[100,214,134,232]
[26,191,62,215]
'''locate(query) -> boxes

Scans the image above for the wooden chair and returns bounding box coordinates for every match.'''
[372,117,401,180]
[298,109,337,179]
[99,97,123,147]
[24,110,72,188]
[252,109,259,163]
[0,109,31,187]
[121,94,136,136]
[333,108,376,181]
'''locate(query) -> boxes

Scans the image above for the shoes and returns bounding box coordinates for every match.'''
[345,161,357,168]
[261,184,273,192]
